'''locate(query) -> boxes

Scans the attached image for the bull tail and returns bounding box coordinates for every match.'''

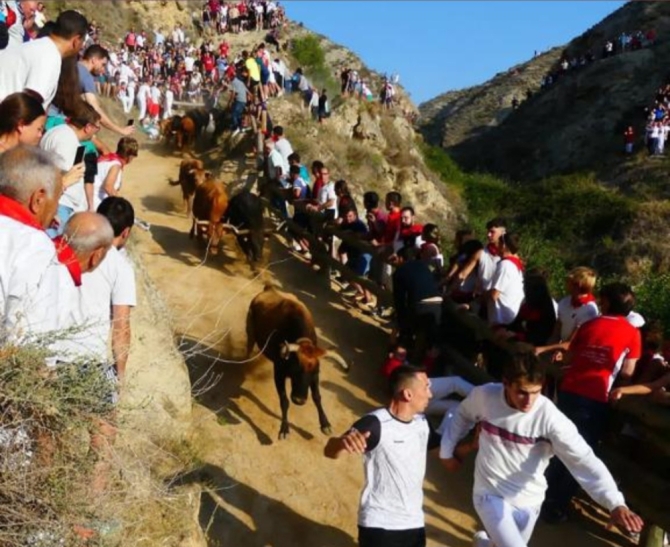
[168,179,181,186]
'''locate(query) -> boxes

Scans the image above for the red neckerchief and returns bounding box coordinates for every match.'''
[0,196,82,286]
[53,236,82,287]
[486,242,500,256]
[571,293,596,308]
[502,255,524,272]
[97,153,123,164]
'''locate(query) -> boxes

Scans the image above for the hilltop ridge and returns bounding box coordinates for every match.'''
[419,0,670,184]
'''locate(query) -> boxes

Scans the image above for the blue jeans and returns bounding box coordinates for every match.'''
[46,204,74,239]
[544,391,609,511]
[231,100,245,130]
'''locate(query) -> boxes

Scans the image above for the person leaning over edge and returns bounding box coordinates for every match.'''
[324,365,438,547]
[440,351,643,547]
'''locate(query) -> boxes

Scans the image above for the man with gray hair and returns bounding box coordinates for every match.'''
[0,145,66,344]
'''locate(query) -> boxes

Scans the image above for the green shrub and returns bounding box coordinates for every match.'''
[291,35,326,69]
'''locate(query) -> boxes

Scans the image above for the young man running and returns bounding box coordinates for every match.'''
[440,352,643,547]
[324,365,438,547]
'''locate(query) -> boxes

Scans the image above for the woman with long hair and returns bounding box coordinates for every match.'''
[0,91,46,152]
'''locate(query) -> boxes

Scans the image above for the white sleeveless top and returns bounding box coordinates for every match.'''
[357,408,430,530]
[93,158,123,210]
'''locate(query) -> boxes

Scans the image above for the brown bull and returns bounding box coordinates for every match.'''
[175,115,197,151]
[190,170,229,255]
[169,159,205,216]
[246,284,331,439]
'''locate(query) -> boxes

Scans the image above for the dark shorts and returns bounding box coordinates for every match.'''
[358,526,425,547]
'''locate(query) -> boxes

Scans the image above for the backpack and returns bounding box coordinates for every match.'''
[0,2,17,50]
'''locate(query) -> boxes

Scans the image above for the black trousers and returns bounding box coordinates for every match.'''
[358,526,426,547]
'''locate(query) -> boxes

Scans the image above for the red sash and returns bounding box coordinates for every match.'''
[0,195,82,286]
[502,255,524,272]
[571,293,596,308]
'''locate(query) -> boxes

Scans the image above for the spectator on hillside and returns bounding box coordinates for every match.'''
[287,152,310,186]
[363,191,387,243]
[79,44,135,137]
[307,165,337,220]
[486,232,524,327]
[272,125,293,165]
[393,245,440,347]
[0,90,45,152]
[40,101,102,235]
[339,206,373,304]
[334,179,356,223]
[446,228,484,305]
[536,267,599,358]
[59,198,135,384]
[543,282,642,524]
[90,137,139,210]
[0,146,66,346]
[396,206,424,253]
[318,88,329,123]
[419,223,443,275]
[4,1,39,49]
[623,126,635,154]
[228,66,249,137]
[0,9,89,108]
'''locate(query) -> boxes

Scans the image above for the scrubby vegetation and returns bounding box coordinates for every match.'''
[422,143,670,331]
[289,34,339,95]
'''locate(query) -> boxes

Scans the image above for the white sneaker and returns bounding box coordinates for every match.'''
[473,531,491,547]
[231,128,241,137]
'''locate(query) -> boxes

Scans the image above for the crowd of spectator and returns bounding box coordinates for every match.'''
[0,8,142,519]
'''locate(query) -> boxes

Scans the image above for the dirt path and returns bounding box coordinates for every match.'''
[121,138,628,547]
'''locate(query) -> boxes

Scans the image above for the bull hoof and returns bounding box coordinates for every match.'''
[278,423,290,439]
[321,425,332,436]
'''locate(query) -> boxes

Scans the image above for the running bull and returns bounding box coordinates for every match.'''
[246,284,331,439]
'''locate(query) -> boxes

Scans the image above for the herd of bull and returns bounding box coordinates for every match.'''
[169,160,334,439]
[159,103,226,151]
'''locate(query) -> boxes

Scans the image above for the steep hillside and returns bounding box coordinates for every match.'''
[418,47,561,148]
[419,1,670,183]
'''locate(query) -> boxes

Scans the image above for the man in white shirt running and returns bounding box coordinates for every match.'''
[440,351,643,547]
[325,365,438,547]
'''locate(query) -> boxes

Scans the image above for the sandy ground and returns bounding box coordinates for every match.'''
[120,137,630,547]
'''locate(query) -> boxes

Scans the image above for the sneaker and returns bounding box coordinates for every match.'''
[472,530,490,547]
[291,241,302,251]
[231,128,241,137]
[341,287,357,296]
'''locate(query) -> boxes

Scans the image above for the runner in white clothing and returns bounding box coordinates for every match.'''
[325,365,438,547]
[440,352,643,547]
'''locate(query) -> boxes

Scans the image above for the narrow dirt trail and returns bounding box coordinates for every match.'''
[121,138,627,547]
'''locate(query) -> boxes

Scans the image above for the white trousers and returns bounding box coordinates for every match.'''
[120,95,132,113]
[473,494,541,547]
[137,98,147,120]
[426,376,474,434]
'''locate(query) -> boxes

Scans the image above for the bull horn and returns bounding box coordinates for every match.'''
[325,351,350,371]
[220,223,240,235]
[280,341,300,360]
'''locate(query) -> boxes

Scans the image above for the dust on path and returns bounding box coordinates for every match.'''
[121,139,627,547]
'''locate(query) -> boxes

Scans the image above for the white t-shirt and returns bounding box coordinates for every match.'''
[93,158,123,211]
[477,247,500,292]
[0,214,66,343]
[0,37,61,108]
[267,148,285,182]
[56,246,136,361]
[357,408,431,530]
[556,296,599,341]
[40,124,88,212]
[184,56,195,72]
[118,63,134,85]
[317,182,338,217]
[440,383,626,510]
[274,137,294,166]
[488,259,524,325]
